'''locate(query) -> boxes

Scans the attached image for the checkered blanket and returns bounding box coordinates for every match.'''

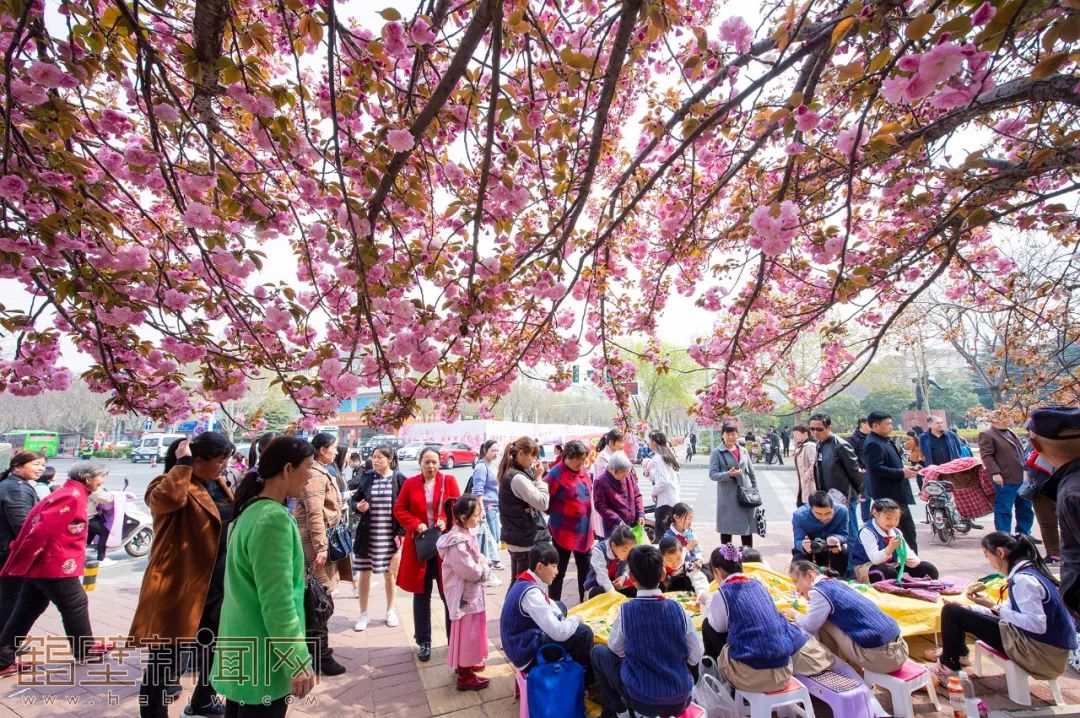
[918,458,996,519]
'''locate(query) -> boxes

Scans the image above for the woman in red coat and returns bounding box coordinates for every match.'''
[0,461,114,675]
[394,447,460,662]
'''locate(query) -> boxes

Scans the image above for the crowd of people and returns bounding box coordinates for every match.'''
[0,404,1076,717]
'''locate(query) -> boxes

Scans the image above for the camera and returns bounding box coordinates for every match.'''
[809,538,828,555]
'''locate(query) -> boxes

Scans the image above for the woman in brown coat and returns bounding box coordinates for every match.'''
[295,432,345,676]
[129,432,234,718]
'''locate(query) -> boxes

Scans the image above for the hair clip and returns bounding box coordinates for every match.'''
[718,543,742,562]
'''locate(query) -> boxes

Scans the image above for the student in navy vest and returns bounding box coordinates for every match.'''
[584,525,636,600]
[703,544,833,693]
[591,545,703,718]
[851,499,939,584]
[932,532,1077,684]
[791,491,850,576]
[499,542,595,678]
[785,560,909,674]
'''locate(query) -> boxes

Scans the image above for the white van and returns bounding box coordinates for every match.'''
[131,433,186,464]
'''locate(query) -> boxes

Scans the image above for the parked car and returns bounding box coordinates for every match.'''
[397,440,440,463]
[438,442,477,469]
[131,433,187,464]
[360,435,404,460]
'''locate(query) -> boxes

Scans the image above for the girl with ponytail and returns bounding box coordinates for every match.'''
[934,531,1077,682]
[644,430,681,538]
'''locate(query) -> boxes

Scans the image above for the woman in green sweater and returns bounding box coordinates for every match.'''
[212,437,317,716]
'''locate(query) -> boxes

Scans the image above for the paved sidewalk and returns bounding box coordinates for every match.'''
[1,463,1077,716]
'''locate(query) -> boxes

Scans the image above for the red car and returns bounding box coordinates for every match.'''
[438,442,477,469]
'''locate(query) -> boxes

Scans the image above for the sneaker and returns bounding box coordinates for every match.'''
[183,703,225,717]
[354,612,369,632]
[0,663,32,678]
[484,576,503,588]
[417,641,432,662]
[99,557,117,567]
[317,655,347,676]
[1047,554,1063,564]
[385,608,400,628]
[492,561,505,571]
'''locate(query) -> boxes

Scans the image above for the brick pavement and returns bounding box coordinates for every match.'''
[0,462,1077,717]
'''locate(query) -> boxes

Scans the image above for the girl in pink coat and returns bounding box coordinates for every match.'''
[437,495,494,691]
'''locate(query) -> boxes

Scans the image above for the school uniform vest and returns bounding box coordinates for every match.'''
[850,524,889,566]
[621,598,693,706]
[499,470,550,548]
[1007,567,1079,651]
[501,579,548,667]
[721,579,807,669]
[583,541,624,592]
[813,578,900,648]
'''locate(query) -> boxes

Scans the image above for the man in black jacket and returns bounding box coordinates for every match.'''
[1027,407,1080,614]
[810,413,863,573]
[863,411,920,551]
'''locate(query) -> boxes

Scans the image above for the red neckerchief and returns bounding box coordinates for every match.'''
[723,574,750,585]
[516,571,551,604]
[673,530,689,547]
[665,564,677,576]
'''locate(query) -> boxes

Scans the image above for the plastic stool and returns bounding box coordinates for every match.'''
[735,678,816,717]
[863,660,940,717]
[797,669,874,716]
[633,703,707,718]
[973,640,1064,706]
[513,669,529,718]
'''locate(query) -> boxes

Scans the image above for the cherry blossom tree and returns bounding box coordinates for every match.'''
[0,0,1076,428]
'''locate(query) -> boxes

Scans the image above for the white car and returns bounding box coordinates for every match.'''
[397,440,439,463]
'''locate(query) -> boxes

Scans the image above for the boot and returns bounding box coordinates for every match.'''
[455,666,490,691]
[317,652,347,677]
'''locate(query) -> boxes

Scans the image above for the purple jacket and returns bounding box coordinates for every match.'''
[593,469,644,537]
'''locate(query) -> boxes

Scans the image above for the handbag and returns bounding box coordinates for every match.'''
[527,643,585,718]
[735,470,762,508]
[414,479,447,563]
[303,569,334,629]
[754,507,767,538]
[327,520,352,562]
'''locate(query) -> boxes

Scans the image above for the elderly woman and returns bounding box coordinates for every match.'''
[395,447,461,662]
[592,450,645,538]
[296,432,345,676]
[708,423,760,547]
[545,440,594,602]
[130,432,235,718]
[0,461,114,675]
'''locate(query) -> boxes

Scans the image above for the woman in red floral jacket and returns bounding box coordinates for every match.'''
[0,461,114,675]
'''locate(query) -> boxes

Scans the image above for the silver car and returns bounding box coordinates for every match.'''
[397,440,438,462]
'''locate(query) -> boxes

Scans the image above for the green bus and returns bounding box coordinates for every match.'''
[1,430,60,457]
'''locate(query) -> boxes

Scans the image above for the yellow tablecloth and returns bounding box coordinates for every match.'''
[568,563,981,643]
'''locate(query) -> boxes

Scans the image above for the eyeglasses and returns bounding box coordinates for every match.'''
[809,427,827,432]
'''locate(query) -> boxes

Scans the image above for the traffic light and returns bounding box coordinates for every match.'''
[572,365,580,383]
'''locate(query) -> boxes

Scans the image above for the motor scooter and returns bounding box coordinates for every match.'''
[94,478,155,558]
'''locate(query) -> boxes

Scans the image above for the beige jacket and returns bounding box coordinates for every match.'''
[794,440,818,505]
[294,463,341,590]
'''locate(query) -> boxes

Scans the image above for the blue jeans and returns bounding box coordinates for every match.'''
[479,503,501,564]
[847,501,860,573]
[994,482,1034,534]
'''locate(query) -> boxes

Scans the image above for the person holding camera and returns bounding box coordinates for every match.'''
[791,491,850,575]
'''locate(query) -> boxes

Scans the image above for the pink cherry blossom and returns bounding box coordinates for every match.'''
[971,1,996,26]
[0,175,28,201]
[27,61,66,89]
[918,42,965,86]
[749,201,799,256]
[835,125,866,159]
[931,85,975,110]
[387,128,415,152]
[410,19,436,45]
[793,105,820,133]
[182,202,217,230]
[152,103,181,123]
[718,17,752,54]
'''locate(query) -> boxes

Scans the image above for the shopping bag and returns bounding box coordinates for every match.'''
[631,523,649,545]
[528,644,585,718]
[692,672,738,718]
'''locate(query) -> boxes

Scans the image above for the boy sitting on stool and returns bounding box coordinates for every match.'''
[591,545,703,718]
[500,542,595,678]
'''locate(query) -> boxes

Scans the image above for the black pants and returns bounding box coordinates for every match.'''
[592,644,690,717]
[306,589,335,665]
[940,603,1004,671]
[867,561,939,582]
[87,516,109,561]
[508,550,532,584]
[412,556,449,645]
[702,618,728,660]
[0,577,93,667]
[585,584,637,600]
[551,544,590,603]
[793,547,849,576]
[896,505,919,553]
[662,575,695,593]
[655,505,675,542]
[0,574,23,625]
[720,533,753,547]
[225,697,288,717]
[140,613,219,717]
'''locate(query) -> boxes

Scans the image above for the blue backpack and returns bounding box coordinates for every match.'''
[528,644,585,718]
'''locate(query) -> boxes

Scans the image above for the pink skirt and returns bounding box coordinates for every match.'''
[447,612,488,669]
